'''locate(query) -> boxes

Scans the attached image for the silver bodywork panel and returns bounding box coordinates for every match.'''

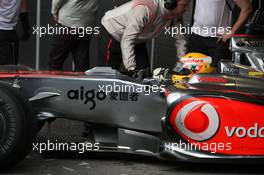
[4,68,168,134]
[230,36,264,72]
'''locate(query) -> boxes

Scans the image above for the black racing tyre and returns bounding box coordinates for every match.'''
[0,83,36,171]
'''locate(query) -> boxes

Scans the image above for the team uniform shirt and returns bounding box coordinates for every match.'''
[192,0,235,37]
[0,0,21,30]
[101,0,186,70]
[52,0,99,28]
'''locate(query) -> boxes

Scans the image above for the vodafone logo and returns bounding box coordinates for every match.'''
[225,123,264,138]
[174,101,220,141]
[181,59,204,63]
[197,77,228,83]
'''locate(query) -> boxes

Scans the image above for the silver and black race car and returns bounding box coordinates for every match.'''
[0,10,264,171]
[0,61,264,169]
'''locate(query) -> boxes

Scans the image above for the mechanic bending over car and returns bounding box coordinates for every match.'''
[188,0,253,67]
[0,0,31,65]
[98,0,189,76]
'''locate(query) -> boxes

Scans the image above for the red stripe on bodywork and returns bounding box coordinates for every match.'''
[0,71,87,78]
[106,38,113,65]
[233,34,264,38]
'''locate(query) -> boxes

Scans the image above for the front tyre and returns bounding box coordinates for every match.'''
[0,83,36,171]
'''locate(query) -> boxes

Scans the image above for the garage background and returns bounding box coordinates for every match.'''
[17,0,258,71]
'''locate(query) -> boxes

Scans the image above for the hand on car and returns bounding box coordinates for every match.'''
[126,69,139,79]
[217,32,233,43]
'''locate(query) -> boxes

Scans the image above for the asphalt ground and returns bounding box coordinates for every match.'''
[2,119,264,175]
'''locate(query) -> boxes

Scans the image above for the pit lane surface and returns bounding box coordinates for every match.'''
[3,119,264,175]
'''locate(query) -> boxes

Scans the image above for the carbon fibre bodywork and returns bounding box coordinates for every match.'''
[0,66,264,162]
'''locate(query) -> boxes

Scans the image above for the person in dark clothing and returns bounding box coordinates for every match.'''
[0,0,30,65]
[48,0,99,71]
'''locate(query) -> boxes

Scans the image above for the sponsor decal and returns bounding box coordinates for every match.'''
[197,77,228,83]
[236,40,246,47]
[181,59,205,63]
[67,87,107,110]
[236,39,264,48]
[108,91,139,102]
[169,97,264,155]
[67,87,139,110]
[174,101,220,141]
[225,123,264,138]
[223,67,239,74]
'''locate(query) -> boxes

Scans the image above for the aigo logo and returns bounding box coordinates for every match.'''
[171,100,220,141]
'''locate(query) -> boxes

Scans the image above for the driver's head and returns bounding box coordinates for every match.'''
[166,0,189,17]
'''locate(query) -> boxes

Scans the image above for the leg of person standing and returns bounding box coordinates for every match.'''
[134,42,150,70]
[48,25,76,70]
[98,26,122,70]
[99,27,150,71]
[13,32,19,65]
[72,34,91,71]
[0,30,19,65]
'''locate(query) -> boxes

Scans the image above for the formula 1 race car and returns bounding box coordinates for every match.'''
[0,61,264,169]
[1,11,264,171]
